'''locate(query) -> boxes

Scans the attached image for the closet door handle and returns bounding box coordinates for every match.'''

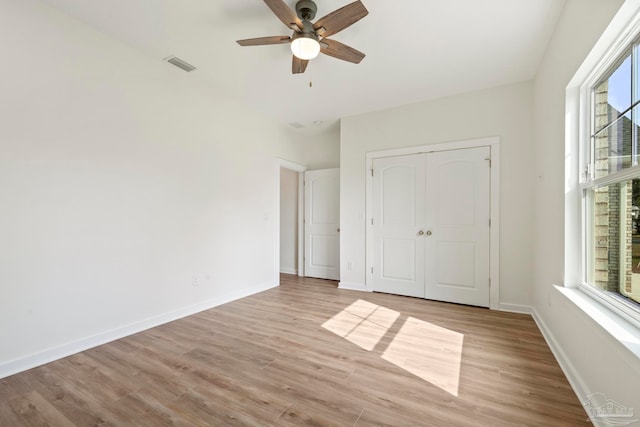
[426,230,432,236]
[418,230,425,236]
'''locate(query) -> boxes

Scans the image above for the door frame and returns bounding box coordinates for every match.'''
[365,137,501,309]
[275,158,307,283]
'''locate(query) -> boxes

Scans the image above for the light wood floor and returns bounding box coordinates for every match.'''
[0,274,589,426]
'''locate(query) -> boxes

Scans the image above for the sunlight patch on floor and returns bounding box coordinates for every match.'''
[322,300,464,396]
[382,316,464,396]
[321,299,399,351]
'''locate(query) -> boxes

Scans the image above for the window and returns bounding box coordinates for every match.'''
[583,37,640,313]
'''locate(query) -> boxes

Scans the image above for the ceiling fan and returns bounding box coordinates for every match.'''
[236,0,368,74]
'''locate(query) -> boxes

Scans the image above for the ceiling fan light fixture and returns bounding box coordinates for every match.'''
[291,35,320,60]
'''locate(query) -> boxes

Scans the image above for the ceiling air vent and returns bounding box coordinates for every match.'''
[164,55,196,72]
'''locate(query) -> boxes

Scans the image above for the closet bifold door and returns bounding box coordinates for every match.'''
[371,147,491,308]
[372,153,426,298]
[424,146,491,308]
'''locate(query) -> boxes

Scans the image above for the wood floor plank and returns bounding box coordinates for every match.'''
[124,388,198,427]
[276,402,347,427]
[0,400,25,427]
[167,386,270,427]
[0,274,590,426]
[5,391,75,427]
[32,375,116,427]
[0,369,51,405]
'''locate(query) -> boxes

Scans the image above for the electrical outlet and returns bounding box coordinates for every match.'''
[347,261,353,271]
[192,275,199,287]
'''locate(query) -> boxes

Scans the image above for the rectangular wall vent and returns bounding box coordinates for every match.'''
[164,56,196,72]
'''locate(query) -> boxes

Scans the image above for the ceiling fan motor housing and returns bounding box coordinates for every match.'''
[295,0,317,21]
[294,19,318,40]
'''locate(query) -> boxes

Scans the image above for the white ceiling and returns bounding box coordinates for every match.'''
[39,0,566,132]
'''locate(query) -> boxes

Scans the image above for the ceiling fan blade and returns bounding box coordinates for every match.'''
[236,36,291,46]
[263,0,303,31]
[320,38,365,64]
[313,1,368,38]
[292,56,309,74]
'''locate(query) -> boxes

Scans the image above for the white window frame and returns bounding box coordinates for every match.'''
[566,0,640,331]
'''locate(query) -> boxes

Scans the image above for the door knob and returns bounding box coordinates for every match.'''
[418,230,425,236]
[426,230,432,236]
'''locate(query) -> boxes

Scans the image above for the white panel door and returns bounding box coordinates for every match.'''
[424,147,490,307]
[371,147,491,307]
[372,154,426,298]
[304,168,340,280]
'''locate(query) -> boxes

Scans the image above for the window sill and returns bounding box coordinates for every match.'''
[555,285,640,360]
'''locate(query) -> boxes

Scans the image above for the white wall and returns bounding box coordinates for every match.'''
[300,124,341,170]
[340,82,533,307]
[0,0,307,376]
[280,168,298,274]
[532,0,640,415]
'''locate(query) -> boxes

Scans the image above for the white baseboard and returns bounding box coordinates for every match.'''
[531,308,598,424]
[0,280,278,379]
[338,281,369,292]
[497,303,532,314]
[279,268,298,275]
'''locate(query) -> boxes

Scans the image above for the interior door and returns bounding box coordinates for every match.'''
[424,147,490,307]
[371,147,491,307]
[372,154,426,298]
[304,168,340,280]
